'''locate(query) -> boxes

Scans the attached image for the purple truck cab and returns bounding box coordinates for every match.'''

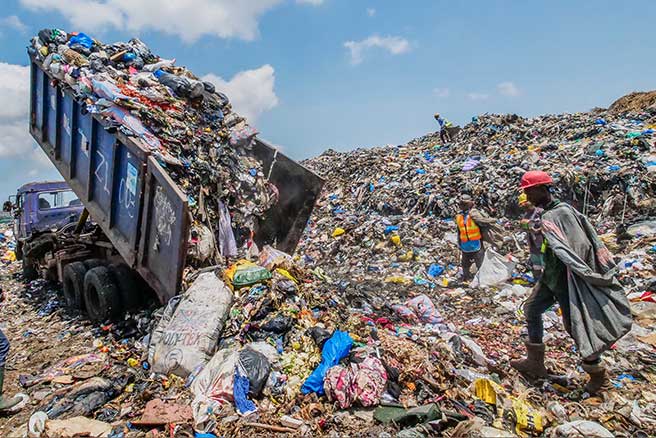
[12,181,84,241]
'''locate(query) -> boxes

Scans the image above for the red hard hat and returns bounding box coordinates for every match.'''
[520,170,553,189]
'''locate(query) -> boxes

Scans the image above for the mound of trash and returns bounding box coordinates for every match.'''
[4,42,656,437]
[28,29,280,261]
[608,90,656,114]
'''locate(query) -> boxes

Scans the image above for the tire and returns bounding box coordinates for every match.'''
[83,258,106,271]
[62,262,87,310]
[84,266,122,322]
[109,263,141,311]
[22,257,38,281]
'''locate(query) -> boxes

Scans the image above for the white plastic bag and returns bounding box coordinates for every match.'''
[471,249,516,288]
[150,272,233,377]
[190,347,239,428]
[550,420,613,438]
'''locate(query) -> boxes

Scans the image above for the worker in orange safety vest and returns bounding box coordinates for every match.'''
[455,195,501,281]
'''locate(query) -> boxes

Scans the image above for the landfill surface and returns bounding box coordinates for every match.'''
[0,29,655,438]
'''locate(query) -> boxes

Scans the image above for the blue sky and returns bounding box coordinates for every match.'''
[0,0,655,198]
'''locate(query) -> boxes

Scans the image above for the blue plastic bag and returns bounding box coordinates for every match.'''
[233,372,257,415]
[427,264,444,278]
[69,32,93,49]
[384,225,399,235]
[301,330,353,395]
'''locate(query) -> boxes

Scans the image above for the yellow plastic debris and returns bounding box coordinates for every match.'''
[127,358,139,368]
[474,378,505,405]
[390,234,401,246]
[384,276,410,284]
[511,397,543,435]
[332,227,345,237]
[276,268,298,284]
[398,249,414,262]
[1,251,16,262]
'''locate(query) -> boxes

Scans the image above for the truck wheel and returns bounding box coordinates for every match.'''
[84,266,122,322]
[22,257,38,281]
[109,263,141,311]
[62,262,87,310]
[84,258,106,270]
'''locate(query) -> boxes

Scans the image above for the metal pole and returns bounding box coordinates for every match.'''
[74,208,89,235]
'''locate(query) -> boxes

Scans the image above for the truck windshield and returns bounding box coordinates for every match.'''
[38,191,81,210]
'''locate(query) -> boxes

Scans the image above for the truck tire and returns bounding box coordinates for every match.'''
[22,257,38,281]
[109,263,141,311]
[84,258,106,270]
[63,262,87,310]
[84,266,122,322]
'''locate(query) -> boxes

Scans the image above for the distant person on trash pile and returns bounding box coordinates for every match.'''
[434,113,452,144]
[455,194,503,282]
[511,170,632,395]
[518,192,544,281]
[0,288,22,412]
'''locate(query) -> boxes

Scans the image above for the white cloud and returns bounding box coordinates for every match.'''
[497,81,520,97]
[297,0,324,4]
[344,35,411,65]
[19,0,284,42]
[366,8,376,17]
[1,15,28,33]
[202,65,279,124]
[433,87,449,98]
[0,63,55,176]
[467,92,489,101]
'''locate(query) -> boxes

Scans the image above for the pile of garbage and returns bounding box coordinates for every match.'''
[299,105,656,285]
[28,29,278,260]
[6,39,656,435]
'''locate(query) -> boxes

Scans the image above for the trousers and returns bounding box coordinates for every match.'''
[523,281,601,364]
[0,329,9,368]
[461,248,484,280]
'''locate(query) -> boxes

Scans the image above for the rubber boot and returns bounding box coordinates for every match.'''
[582,362,611,395]
[510,342,548,378]
[0,367,20,411]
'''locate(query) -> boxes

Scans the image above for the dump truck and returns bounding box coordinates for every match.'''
[19,56,324,321]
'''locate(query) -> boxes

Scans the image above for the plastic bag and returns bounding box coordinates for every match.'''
[258,245,292,270]
[393,294,444,325]
[217,201,237,258]
[427,264,444,278]
[471,248,516,288]
[69,32,94,50]
[190,348,239,428]
[237,348,271,397]
[550,420,613,438]
[233,372,257,415]
[301,330,353,395]
[148,295,182,366]
[151,273,233,377]
[225,261,272,289]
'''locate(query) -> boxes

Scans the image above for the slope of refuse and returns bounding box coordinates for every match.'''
[1,87,656,437]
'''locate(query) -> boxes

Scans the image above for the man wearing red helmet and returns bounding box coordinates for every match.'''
[511,171,632,395]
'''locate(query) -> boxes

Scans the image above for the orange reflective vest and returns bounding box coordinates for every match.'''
[456,213,482,243]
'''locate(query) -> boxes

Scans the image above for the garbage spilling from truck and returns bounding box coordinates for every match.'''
[28,28,301,270]
[0,27,654,438]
